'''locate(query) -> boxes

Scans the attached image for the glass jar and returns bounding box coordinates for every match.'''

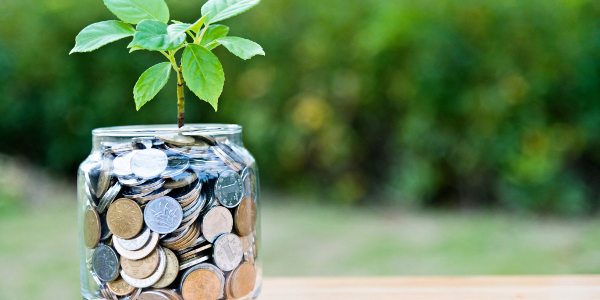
[77,124,261,300]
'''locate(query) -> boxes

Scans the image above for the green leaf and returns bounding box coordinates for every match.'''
[129,46,144,53]
[130,20,186,51]
[134,62,172,110]
[103,0,170,24]
[70,21,135,54]
[199,25,229,50]
[181,44,225,111]
[167,23,192,42]
[190,14,210,34]
[201,0,260,24]
[216,37,264,59]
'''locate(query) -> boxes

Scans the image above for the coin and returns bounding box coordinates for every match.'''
[162,158,190,179]
[138,290,171,300]
[234,197,257,237]
[213,233,244,272]
[179,244,212,262]
[85,183,98,208]
[107,276,136,296]
[121,247,160,279]
[114,226,151,251]
[100,213,113,241]
[120,246,167,288]
[92,244,120,282]
[84,209,101,249]
[83,161,101,198]
[107,198,144,239]
[113,151,139,177]
[241,166,257,202]
[179,255,210,271]
[96,158,114,199]
[181,268,222,300]
[119,174,147,186]
[156,133,196,146]
[151,248,179,288]
[114,232,160,260]
[240,235,253,253]
[215,170,243,208]
[131,149,169,179]
[226,262,256,299]
[201,206,233,243]
[157,289,184,300]
[97,181,122,213]
[131,178,166,194]
[137,188,173,204]
[144,196,183,234]
[164,170,198,190]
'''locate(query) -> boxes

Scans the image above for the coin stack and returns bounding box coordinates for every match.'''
[82,133,259,300]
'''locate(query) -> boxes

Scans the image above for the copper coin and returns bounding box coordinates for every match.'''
[84,209,101,249]
[121,248,160,279]
[138,290,171,300]
[96,158,114,199]
[107,198,144,239]
[181,268,222,300]
[157,289,184,300]
[151,248,179,288]
[234,197,257,237]
[226,262,257,299]
[201,206,233,243]
[164,170,198,190]
[107,276,136,296]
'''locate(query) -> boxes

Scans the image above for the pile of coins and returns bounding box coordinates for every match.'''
[82,133,258,300]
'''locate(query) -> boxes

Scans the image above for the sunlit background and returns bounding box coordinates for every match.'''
[2,0,600,299]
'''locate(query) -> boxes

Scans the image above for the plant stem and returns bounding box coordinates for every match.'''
[176,62,185,128]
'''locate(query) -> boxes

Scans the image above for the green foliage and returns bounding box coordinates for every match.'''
[134,62,171,110]
[103,0,170,24]
[70,21,135,54]
[216,37,265,60]
[129,20,185,51]
[3,0,600,214]
[182,44,225,111]
[71,0,262,115]
[200,25,230,50]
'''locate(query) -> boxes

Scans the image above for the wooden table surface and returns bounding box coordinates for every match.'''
[259,276,600,300]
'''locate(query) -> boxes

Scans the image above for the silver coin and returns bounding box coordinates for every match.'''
[83,161,101,196]
[136,188,173,204]
[241,166,257,202]
[144,196,183,234]
[120,246,167,288]
[114,226,151,251]
[179,255,210,271]
[131,149,168,179]
[92,244,120,282]
[161,158,190,178]
[118,174,147,186]
[215,170,243,208]
[96,182,122,213]
[131,178,165,194]
[113,150,139,176]
[213,233,244,272]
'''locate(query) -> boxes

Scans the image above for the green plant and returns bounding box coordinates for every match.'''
[70,0,265,127]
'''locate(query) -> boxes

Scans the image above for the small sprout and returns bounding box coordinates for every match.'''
[71,0,265,128]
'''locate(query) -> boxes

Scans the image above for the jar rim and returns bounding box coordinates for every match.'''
[92,124,242,137]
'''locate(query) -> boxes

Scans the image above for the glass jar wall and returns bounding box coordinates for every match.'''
[77,125,261,300]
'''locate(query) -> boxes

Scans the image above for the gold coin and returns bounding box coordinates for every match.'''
[107,198,144,239]
[156,134,196,146]
[226,262,256,299]
[84,209,101,249]
[234,197,257,237]
[107,275,135,296]
[152,248,179,288]
[120,248,160,279]
[182,269,222,300]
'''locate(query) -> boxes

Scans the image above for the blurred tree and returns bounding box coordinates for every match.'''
[1,0,600,214]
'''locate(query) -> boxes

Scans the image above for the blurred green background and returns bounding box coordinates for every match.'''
[2,0,600,298]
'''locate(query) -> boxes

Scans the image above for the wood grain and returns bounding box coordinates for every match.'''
[260,276,600,300]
